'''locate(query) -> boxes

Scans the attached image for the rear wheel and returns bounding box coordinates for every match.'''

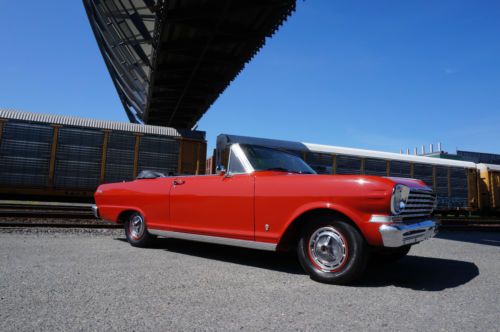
[124,212,156,247]
[297,218,368,284]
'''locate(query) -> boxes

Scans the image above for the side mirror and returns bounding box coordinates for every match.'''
[216,165,227,176]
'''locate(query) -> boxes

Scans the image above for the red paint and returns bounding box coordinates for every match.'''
[94,172,429,248]
[169,174,254,240]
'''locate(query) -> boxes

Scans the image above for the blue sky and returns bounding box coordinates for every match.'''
[1,1,499,154]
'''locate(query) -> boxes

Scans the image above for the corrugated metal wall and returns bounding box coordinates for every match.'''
[104,132,136,183]
[138,135,179,176]
[299,153,469,210]
[0,121,52,187]
[306,152,333,174]
[0,117,206,198]
[364,158,387,176]
[336,155,362,175]
[55,127,104,189]
[390,160,411,178]
[435,166,449,207]
[450,167,468,208]
[413,163,434,188]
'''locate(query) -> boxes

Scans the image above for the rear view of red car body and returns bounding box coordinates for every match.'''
[94,143,438,284]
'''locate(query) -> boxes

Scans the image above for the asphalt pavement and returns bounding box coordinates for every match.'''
[0,228,498,331]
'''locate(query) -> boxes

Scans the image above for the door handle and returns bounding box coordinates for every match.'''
[173,179,185,186]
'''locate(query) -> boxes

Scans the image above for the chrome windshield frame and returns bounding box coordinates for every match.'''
[232,143,316,175]
[228,143,255,174]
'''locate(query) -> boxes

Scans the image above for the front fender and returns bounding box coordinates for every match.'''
[285,201,366,229]
[278,201,382,247]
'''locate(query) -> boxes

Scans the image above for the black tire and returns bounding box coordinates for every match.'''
[124,212,156,247]
[371,245,411,262]
[297,217,368,284]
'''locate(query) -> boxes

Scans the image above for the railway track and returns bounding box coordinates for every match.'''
[0,200,499,230]
[0,200,119,228]
[0,200,94,218]
[0,222,121,229]
[438,216,500,231]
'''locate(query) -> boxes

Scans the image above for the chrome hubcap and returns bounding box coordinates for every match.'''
[129,214,144,240]
[308,226,347,272]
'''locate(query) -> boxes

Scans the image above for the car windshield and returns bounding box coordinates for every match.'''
[240,145,316,174]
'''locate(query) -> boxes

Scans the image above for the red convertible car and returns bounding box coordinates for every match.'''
[93,143,438,284]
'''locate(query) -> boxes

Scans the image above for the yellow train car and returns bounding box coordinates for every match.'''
[477,163,500,212]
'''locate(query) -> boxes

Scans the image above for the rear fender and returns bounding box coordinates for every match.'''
[99,205,147,225]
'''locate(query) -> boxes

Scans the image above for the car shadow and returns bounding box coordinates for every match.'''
[115,237,306,275]
[436,230,500,247]
[114,237,479,290]
[358,256,479,291]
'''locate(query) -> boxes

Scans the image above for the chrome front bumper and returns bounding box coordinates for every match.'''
[91,204,100,219]
[379,220,438,247]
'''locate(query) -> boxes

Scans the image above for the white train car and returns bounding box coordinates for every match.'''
[216,134,479,213]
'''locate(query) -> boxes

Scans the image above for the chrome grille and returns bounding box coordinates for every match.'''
[401,188,436,219]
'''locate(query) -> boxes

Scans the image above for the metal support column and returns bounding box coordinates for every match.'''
[133,134,142,178]
[48,125,62,188]
[177,139,184,175]
[195,142,201,175]
[490,172,496,209]
[99,130,110,184]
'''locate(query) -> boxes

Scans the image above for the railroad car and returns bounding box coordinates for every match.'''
[477,163,500,213]
[0,110,206,201]
[216,134,480,215]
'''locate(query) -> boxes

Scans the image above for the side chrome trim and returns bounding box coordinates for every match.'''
[91,204,100,219]
[369,215,393,223]
[148,229,277,251]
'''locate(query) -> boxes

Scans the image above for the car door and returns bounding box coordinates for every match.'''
[169,174,255,240]
[169,146,255,240]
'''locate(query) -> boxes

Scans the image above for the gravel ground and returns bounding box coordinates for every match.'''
[0,228,498,331]
[0,217,115,226]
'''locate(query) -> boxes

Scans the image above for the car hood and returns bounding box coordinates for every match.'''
[253,171,430,191]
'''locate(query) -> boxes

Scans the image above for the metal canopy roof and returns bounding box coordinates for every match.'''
[84,0,296,129]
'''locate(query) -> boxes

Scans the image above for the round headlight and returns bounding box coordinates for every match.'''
[391,184,410,215]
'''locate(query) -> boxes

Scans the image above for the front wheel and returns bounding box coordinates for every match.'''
[297,219,368,284]
[124,212,156,247]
